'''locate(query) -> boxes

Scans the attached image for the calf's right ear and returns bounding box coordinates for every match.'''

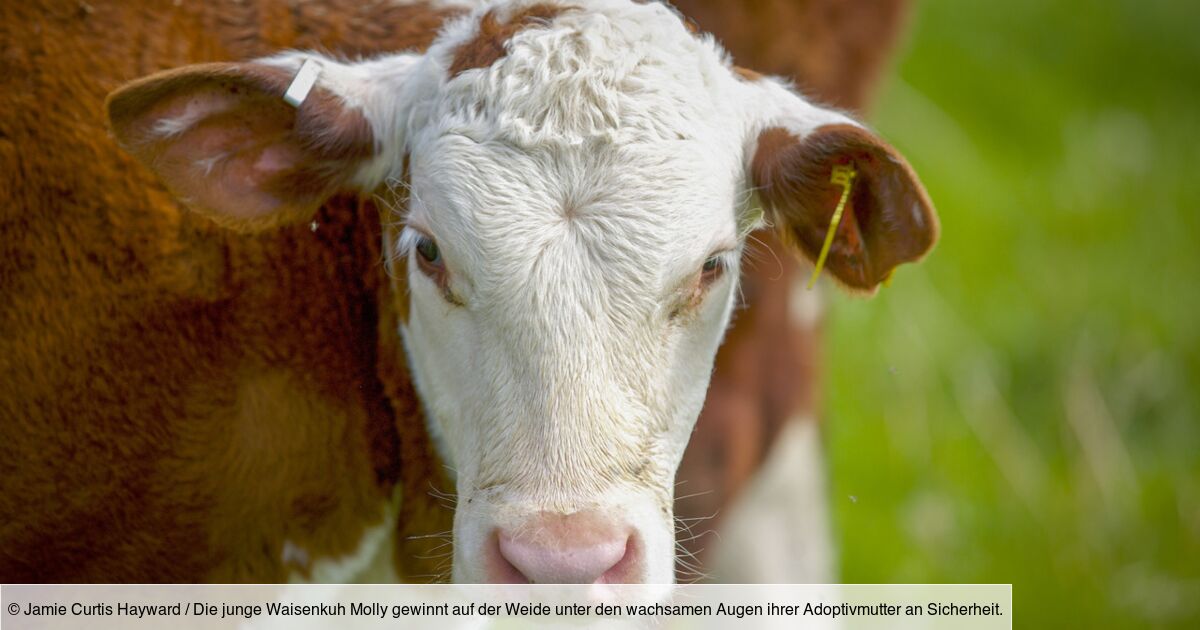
[106,56,398,232]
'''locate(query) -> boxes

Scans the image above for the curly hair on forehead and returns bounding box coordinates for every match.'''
[429,0,737,148]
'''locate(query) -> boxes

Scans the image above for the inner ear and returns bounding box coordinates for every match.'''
[752,123,938,291]
[106,62,376,232]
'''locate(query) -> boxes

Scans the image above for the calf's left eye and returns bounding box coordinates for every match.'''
[700,255,725,284]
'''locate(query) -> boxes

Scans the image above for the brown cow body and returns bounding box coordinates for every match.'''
[1,0,461,582]
[0,0,908,582]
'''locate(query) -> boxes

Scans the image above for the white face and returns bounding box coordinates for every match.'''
[387,0,766,583]
[110,0,935,586]
[400,138,743,583]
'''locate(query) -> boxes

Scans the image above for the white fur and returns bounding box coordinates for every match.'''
[288,494,403,584]
[260,0,857,583]
[707,418,835,583]
[152,113,200,137]
[790,275,825,328]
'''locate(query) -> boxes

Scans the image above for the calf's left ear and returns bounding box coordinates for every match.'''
[749,99,939,292]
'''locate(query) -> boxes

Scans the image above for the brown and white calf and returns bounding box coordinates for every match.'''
[0,0,934,583]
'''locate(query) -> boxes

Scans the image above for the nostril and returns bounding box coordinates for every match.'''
[487,533,530,584]
[497,531,629,584]
[596,534,638,584]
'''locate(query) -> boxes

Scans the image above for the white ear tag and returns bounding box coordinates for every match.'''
[283,60,322,108]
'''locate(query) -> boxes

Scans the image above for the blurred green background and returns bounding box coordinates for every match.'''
[825,0,1200,627]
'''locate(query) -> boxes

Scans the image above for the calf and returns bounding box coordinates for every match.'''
[0,0,934,583]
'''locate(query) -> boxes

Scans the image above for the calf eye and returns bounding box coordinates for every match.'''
[670,253,731,319]
[411,233,453,300]
[700,254,725,285]
[415,236,441,265]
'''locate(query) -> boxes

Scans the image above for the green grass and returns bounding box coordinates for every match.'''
[825,1,1200,627]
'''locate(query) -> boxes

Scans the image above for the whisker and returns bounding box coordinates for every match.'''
[674,490,716,502]
[743,233,784,280]
[406,530,453,541]
[675,512,718,523]
[675,529,720,544]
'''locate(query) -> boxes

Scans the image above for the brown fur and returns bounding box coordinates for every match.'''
[0,0,461,582]
[448,3,568,77]
[672,0,911,110]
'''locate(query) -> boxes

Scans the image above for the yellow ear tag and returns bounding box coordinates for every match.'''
[807,164,857,289]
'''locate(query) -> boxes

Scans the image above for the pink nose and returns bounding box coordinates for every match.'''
[489,511,638,583]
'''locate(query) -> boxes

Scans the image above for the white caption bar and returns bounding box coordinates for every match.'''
[2,583,1011,629]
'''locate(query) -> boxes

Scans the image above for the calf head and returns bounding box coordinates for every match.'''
[107,0,937,583]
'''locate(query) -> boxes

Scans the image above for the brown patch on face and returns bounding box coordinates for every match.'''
[448,3,568,76]
[733,65,764,82]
